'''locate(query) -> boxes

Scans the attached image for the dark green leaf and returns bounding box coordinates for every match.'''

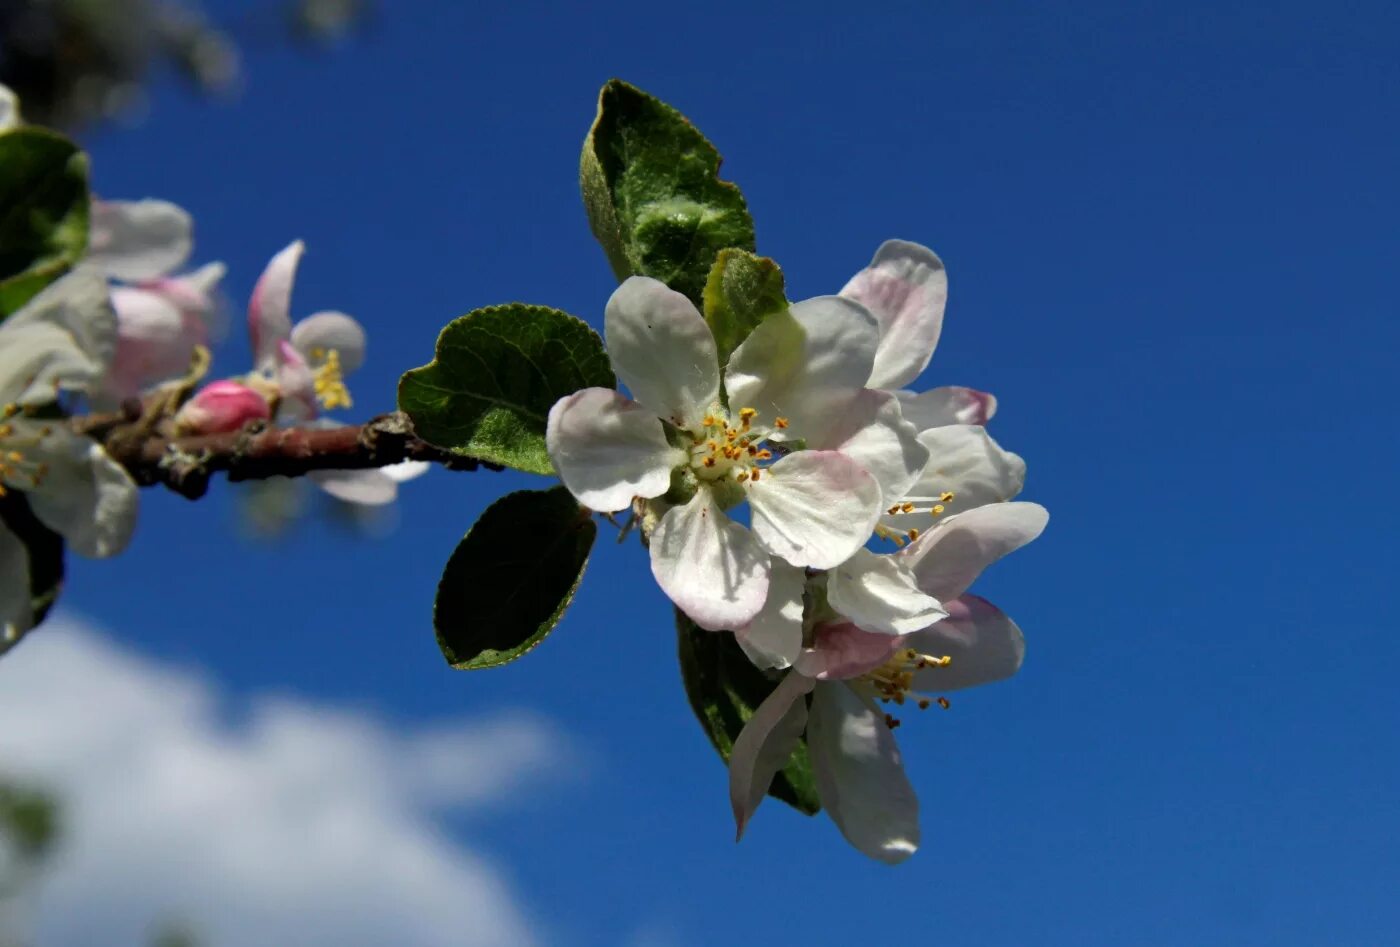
[702,248,789,366]
[435,487,596,670]
[581,79,755,305]
[676,609,820,815]
[0,491,65,656]
[0,128,90,317]
[398,304,614,475]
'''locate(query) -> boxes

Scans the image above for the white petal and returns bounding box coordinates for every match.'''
[906,595,1025,692]
[839,239,947,390]
[723,296,879,440]
[827,549,946,635]
[747,451,881,570]
[104,286,204,399]
[0,521,34,654]
[0,85,19,130]
[896,386,997,429]
[603,276,719,429]
[248,240,303,370]
[545,388,683,512]
[291,310,367,374]
[881,425,1025,537]
[900,501,1048,602]
[729,670,815,840]
[308,469,398,506]
[795,622,905,681]
[812,388,927,503]
[87,199,193,282]
[379,460,430,483]
[24,430,139,559]
[650,491,770,631]
[736,562,806,670]
[0,268,117,402]
[807,682,920,864]
[273,340,318,421]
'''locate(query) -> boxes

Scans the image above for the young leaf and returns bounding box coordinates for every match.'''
[435,487,596,670]
[581,79,755,306]
[398,304,614,475]
[676,610,821,815]
[703,248,789,366]
[0,128,90,318]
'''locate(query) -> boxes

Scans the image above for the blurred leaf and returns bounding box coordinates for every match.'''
[581,79,755,305]
[435,487,595,670]
[702,248,788,366]
[398,304,614,475]
[0,491,65,656]
[676,610,820,815]
[0,780,60,861]
[0,127,90,317]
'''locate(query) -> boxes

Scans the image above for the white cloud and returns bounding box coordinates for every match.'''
[0,616,570,947]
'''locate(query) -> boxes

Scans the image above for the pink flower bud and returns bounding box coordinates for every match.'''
[175,380,271,434]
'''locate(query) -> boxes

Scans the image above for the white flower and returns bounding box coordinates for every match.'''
[840,239,997,429]
[728,501,1048,863]
[0,271,140,649]
[247,240,366,420]
[547,276,927,631]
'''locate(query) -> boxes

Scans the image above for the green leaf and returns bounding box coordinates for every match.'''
[581,79,756,305]
[702,248,789,366]
[676,609,821,815]
[398,304,614,475]
[0,492,66,656]
[0,127,90,318]
[435,487,596,670]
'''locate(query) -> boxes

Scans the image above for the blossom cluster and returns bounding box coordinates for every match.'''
[546,240,1047,862]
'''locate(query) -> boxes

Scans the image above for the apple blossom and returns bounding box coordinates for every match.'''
[840,239,997,429]
[547,276,927,631]
[0,270,140,650]
[173,379,271,434]
[729,501,1048,862]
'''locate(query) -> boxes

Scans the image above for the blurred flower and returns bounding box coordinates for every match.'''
[174,380,270,435]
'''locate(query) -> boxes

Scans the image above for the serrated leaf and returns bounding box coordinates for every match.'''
[676,609,821,815]
[435,487,596,670]
[0,492,65,657]
[702,248,789,366]
[398,304,614,475]
[0,128,90,318]
[581,79,755,306]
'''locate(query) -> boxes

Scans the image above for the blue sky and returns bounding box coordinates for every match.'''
[15,1,1400,944]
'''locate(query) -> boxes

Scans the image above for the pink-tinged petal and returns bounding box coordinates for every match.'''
[141,261,226,317]
[603,276,719,429]
[840,239,947,390]
[650,492,770,631]
[747,450,881,570]
[900,501,1049,602]
[807,682,920,863]
[796,622,905,681]
[308,469,399,506]
[729,670,815,840]
[906,595,1025,692]
[275,340,318,421]
[736,562,806,670]
[104,286,206,399]
[812,388,927,504]
[290,310,366,374]
[826,548,946,635]
[249,240,304,370]
[174,380,270,434]
[87,199,193,282]
[881,425,1024,538]
[896,386,997,429]
[723,296,879,441]
[545,388,684,513]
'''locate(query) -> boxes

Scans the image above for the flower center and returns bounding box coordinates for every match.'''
[874,490,958,547]
[0,404,52,496]
[860,646,953,729]
[686,406,787,485]
[309,347,353,410]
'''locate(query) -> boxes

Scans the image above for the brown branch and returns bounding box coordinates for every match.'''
[96,412,501,500]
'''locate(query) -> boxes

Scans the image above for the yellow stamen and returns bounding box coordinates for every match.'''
[312,349,353,410]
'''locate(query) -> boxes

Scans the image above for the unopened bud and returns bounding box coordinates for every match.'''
[175,380,270,434]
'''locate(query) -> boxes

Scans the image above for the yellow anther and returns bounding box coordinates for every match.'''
[936,697,951,710]
[907,527,920,541]
[6,451,21,463]
[0,424,10,438]
[941,491,955,503]
[932,504,945,516]
[750,469,761,482]
[703,456,716,467]
[774,417,789,429]
[901,503,915,513]
[1,403,18,419]
[312,349,353,410]
[702,414,718,428]
[735,471,749,482]
[755,449,772,460]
